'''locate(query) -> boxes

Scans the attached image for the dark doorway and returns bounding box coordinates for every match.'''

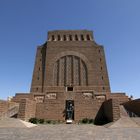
[67,86,73,91]
[65,100,74,120]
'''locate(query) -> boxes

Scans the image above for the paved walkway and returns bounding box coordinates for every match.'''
[0,118,140,140]
[0,118,36,128]
[0,124,140,140]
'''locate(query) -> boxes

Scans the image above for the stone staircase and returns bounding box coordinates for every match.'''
[0,105,19,119]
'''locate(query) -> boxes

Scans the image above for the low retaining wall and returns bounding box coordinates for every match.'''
[94,99,120,124]
[103,99,120,122]
[122,99,140,116]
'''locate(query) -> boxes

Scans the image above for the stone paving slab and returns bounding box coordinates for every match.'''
[0,124,140,140]
[0,118,36,128]
[109,117,140,128]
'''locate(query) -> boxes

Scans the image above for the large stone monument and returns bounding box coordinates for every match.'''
[5,30,131,122]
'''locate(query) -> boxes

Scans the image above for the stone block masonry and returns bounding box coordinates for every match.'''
[18,99,36,121]
[1,30,133,123]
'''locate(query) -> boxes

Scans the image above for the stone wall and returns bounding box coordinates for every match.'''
[0,100,8,116]
[34,91,106,121]
[122,99,140,116]
[103,99,120,122]
[11,93,32,103]
[110,93,129,104]
[36,100,65,121]
[0,100,19,117]
[75,93,105,121]
[35,92,65,120]
[103,99,113,122]
[18,99,36,121]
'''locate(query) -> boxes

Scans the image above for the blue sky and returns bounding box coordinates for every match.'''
[0,0,140,99]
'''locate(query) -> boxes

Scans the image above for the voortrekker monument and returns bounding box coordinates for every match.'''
[0,30,139,124]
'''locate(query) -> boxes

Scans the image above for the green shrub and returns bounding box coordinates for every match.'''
[29,118,38,124]
[38,119,44,124]
[79,118,94,124]
[57,120,61,124]
[82,118,89,124]
[45,120,64,124]
[51,121,55,124]
[88,119,94,124]
[46,120,51,124]
[29,118,70,125]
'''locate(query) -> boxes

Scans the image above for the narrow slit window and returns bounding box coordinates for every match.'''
[58,35,61,41]
[81,35,84,41]
[67,87,73,91]
[64,35,66,41]
[69,35,72,41]
[75,35,78,41]
[87,35,90,41]
[52,35,55,41]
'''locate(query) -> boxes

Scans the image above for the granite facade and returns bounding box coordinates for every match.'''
[0,30,131,122]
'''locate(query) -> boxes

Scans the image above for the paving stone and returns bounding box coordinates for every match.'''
[0,124,140,140]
